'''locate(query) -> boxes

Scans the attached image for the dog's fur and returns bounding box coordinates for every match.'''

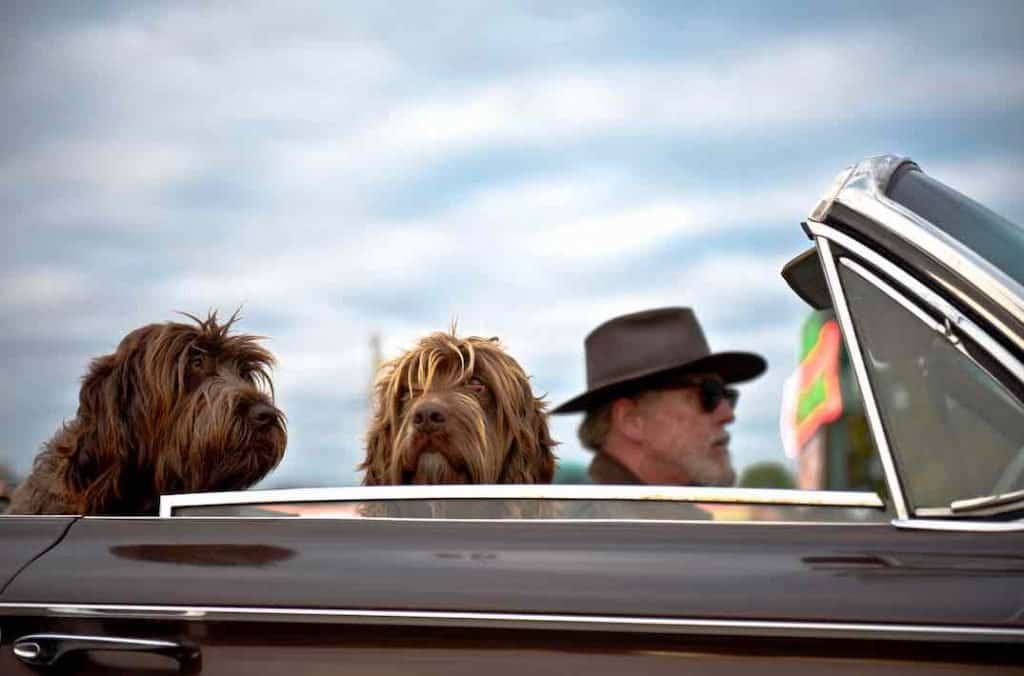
[7,312,287,515]
[361,331,555,486]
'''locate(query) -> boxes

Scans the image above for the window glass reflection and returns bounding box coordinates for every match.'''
[839,261,1024,510]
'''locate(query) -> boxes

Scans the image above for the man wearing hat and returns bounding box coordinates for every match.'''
[552,307,766,486]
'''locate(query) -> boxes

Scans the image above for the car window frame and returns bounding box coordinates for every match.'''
[808,220,1024,530]
[838,256,1024,512]
[158,483,887,521]
[820,156,1024,352]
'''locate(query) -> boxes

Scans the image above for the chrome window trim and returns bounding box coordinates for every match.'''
[818,155,1024,350]
[90,517,890,526]
[891,518,1024,533]
[158,485,885,517]
[805,221,1024,384]
[815,237,910,521]
[952,487,1024,514]
[0,603,1021,643]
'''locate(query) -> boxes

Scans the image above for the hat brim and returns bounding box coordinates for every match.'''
[550,351,767,414]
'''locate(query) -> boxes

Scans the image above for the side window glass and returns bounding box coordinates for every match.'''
[838,259,1024,511]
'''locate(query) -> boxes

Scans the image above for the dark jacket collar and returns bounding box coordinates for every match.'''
[588,452,643,485]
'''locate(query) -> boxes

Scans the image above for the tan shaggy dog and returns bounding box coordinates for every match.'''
[361,331,556,485]
[8,312,287,515]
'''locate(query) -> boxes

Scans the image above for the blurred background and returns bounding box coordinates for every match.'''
[2,1,1023,491]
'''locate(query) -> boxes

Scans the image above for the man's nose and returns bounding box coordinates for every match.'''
[714,399,736,424]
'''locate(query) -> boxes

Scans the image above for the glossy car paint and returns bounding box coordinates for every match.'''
[0,517,75,590]
[3,517,1023,626]
[2,516,1023,673]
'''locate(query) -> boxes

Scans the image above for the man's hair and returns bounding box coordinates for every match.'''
[577,401,613,451]
[578,389,669,452]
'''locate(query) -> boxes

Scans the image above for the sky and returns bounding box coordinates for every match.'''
[3,1,1023,489]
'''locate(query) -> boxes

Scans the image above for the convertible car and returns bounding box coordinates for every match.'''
[2,155,1022,674]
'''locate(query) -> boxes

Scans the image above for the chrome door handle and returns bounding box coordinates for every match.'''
[13,633,201,673]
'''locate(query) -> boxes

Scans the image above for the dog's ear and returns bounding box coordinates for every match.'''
[54,352,131,513]
[359,419,392,487]
[500,397,557,484]
[360,382,397,486]
[361,362,407,486]
[56,327,156,514]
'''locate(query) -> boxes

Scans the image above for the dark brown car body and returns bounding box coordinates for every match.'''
[2,513,1023,674]
[2,156,1023,674]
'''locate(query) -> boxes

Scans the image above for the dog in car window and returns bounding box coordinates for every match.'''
[360,331,556,486]
[7,311,287,515]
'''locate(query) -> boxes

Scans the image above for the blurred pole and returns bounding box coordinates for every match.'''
[369,332,383,404]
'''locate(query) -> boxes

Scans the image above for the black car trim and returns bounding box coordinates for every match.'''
[825,156,1024,344]
[824,201,1024,359]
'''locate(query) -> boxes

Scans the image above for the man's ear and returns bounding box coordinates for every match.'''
[610,396,645,443]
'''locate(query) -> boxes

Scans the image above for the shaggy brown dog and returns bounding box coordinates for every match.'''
[361,331,555,486]
[8,312,287,515]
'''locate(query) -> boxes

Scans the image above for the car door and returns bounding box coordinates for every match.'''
[0,516,76,593]
[2,509,1022,675]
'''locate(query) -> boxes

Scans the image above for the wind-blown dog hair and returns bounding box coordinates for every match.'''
[7,311,287,515]
[361,330,556,486]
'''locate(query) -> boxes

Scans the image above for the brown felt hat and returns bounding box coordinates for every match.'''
[551,307,766,414]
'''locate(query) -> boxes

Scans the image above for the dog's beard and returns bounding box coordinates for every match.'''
[160,385,286,493]
[410,450,469,485]
[392,398,503,485]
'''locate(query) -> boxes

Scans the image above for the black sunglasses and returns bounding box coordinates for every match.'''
[682,379,739,413]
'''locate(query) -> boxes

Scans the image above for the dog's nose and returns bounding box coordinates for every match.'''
[248,403,278,427]
[412,402,447,432]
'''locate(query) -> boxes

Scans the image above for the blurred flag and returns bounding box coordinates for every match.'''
[780,313,844,459]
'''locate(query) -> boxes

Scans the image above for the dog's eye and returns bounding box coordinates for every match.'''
[467,378,488,396]
[189,354,205,371]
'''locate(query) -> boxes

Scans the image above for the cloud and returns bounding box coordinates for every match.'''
[321,31,1024,174]
[0,266,95,311]
[2,2,1023,488]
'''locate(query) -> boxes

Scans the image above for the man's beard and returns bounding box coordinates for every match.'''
[686,448,736,487]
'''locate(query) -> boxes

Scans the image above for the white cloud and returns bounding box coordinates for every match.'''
[0,267,95,310]
[530,201,702,259]
[326,33,1024,171]
[3,3,1023,488]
